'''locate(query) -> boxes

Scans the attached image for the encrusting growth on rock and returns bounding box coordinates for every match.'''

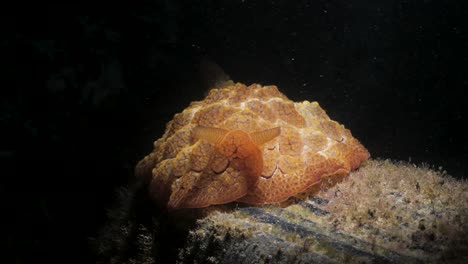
[178,160,468,263]
[136,83,369,209]
[97,160,467,263]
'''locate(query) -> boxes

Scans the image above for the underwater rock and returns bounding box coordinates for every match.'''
[136,83,369,209]
[96,160,467,263]
[178,160,468,263]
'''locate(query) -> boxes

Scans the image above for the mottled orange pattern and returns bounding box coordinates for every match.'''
[136,83,369,209]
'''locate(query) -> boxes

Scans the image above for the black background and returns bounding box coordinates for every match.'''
[1,0,465,263]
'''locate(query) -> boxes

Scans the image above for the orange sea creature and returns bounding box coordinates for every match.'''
[136,83,369,209]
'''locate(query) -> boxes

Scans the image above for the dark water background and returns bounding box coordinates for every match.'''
[1,0,465,263]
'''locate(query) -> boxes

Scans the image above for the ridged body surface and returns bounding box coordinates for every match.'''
[136,83,369,209]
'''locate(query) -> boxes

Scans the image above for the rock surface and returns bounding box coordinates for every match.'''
[97,160,468,263]
[179,160,468,263]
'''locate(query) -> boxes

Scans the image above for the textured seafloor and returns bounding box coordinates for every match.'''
[96,159,467,263]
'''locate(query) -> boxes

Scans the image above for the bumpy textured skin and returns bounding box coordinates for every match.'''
[136,83,369,209]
